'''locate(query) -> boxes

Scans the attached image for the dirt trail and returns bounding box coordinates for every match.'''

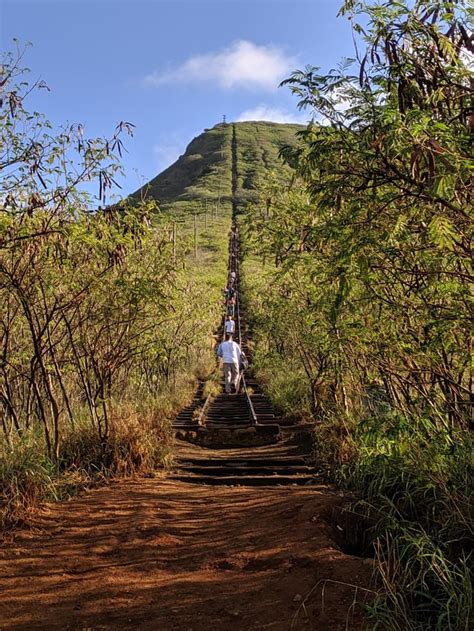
[0,439,373,631]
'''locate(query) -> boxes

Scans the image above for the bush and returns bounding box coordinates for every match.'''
[0,437,56,528]
[327,415,474,630]
[252,350,312,420]
[59,402,175,478]
[0,398,178,529]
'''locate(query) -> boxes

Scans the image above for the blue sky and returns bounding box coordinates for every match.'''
[1,0,356,199]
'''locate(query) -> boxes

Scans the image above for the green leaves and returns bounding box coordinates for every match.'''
[428,215,457,250]
[244,0,473,434]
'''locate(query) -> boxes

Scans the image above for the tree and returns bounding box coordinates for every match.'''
[245,0,472,430]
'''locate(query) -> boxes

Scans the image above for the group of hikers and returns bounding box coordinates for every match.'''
[216,230,247,395]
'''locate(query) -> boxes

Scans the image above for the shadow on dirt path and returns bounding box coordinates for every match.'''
[0,440,374,630]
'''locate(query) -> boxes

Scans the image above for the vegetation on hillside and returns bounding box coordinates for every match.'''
[233,122,303,207]
[133,123,233,216]
[133,120,303,214]
[241,1,473,628]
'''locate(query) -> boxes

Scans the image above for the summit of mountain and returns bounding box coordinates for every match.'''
[132,121,304,214]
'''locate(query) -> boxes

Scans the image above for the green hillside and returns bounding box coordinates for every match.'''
[133,123,233,215]
[132,121,304,214]
[128,120,304,313]
[232,121,303,208]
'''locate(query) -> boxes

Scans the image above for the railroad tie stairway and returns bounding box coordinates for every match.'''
[171,222,318,487]
[169,440,318,486]
[205,393,252,430]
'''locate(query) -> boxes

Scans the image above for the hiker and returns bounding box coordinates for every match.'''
[228,295,236,317]
[225,315,235,335]
[217,333,242,394]
[230,270,236,282]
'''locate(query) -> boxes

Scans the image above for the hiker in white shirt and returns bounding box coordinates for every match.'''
[225,315,235,335]
[217,334,242,394]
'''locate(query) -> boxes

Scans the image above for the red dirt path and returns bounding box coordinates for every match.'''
[0,450,373,630]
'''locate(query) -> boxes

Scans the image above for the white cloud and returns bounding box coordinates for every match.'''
[237,104,307,124]
[144,40,295,91]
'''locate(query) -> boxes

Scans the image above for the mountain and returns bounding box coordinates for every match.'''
[132,121,304,215]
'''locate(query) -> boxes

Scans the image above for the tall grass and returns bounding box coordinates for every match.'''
[314,413,473,630]
[369,529,472,630]
[0,385,190,529]
[251,348,313,421]
[0,435,57,528]
[59,401,175,478]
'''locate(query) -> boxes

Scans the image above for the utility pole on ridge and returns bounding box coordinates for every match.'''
[193,213,197,259]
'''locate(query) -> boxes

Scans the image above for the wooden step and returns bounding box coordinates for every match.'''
[168,474,319,486]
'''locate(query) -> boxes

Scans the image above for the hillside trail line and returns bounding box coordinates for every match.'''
[0,168,373,631]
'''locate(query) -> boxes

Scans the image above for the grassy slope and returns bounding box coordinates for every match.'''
[133,120,303,291]
[234,122,303,208]
[133,123,233,215]
[133,121,303,213]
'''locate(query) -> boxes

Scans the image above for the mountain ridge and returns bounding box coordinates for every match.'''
[132,121,304,214]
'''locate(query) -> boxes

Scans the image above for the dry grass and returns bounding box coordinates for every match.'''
[0,386,189,529]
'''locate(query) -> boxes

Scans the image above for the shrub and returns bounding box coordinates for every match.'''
[59,402,175,478]
[252,350,312,420]
[0,436,56,528]
[332,415,474,630]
